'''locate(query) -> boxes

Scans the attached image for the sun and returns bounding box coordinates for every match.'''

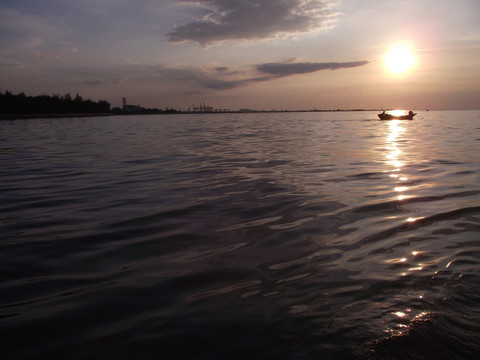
[385,45,415,74]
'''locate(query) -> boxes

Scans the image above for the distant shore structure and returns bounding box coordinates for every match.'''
[188,103,230,113]
[122,97,142,113]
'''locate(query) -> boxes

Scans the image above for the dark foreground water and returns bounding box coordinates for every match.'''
[1,111,479,359]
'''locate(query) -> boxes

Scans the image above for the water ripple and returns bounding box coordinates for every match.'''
[1,112,479,359]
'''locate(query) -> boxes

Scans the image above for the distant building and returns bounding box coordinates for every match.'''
[122,97,142,113]
[239,108,253,112]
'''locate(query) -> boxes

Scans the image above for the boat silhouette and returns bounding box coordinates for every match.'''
[378,110,416,120]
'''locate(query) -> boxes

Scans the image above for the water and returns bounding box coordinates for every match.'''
[1,111,479,359]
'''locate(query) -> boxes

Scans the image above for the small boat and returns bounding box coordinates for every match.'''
[378,110,416,120]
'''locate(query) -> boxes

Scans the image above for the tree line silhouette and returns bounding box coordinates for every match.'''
[0,91,110,114]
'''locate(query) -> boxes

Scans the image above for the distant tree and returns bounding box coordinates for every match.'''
[0,90,111,114]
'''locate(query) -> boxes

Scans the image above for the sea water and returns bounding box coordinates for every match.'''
[1,111,479,359]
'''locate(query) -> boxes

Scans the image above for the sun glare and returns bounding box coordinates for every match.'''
[385,45,415,74]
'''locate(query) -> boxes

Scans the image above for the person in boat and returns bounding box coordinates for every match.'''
[408,110,414,116]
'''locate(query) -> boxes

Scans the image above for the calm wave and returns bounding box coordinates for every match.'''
[1,111,479,359]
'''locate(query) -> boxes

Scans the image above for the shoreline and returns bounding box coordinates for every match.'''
[0,113,113,120]
[1,109,381,120]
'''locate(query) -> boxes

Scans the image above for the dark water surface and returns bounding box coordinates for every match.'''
[1,111,479,359]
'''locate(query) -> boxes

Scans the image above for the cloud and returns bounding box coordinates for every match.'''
[0,7,73,50]
[156,64,270,90]
[71,70,127,87]
[63,46,79,54]
[81,76,127,87]
[28,49,62,61]
[155,58,368,91]
[256,60,370,77]
[81,77,126,87]
[0,59,24,70]
[167,0,339,45]
[0,7,78,63]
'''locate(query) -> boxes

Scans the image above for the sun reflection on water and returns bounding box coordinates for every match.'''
[394,311,407,318]
[386,120,406,171]
[380,119,434,337]
[384,119,414,204]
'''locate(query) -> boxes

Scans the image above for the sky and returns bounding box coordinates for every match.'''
[1,0,480,110]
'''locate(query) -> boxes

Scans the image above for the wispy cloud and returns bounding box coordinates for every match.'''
[156,64,270,90]
[56,69,129,87]
[0,7,73,49]
[0,59,24,70]
[256,60,370,77]
[0,6,78,63]
[81,77,127,87]
[167,0,339,45]
[155,58,369,91]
